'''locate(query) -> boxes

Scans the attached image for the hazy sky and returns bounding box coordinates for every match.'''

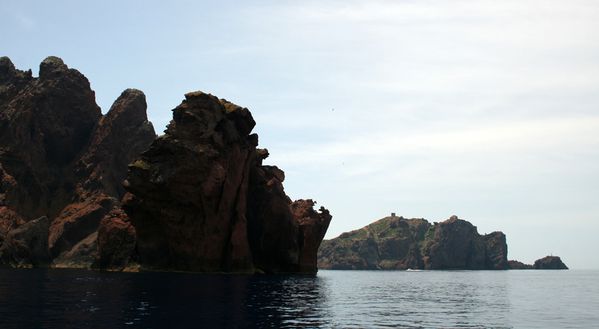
[3,0,599,268]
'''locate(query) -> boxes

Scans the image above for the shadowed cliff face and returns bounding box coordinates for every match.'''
[0,56,101,220]
[318,215,508,270]
[0,56,330,273]
[0,56,156,268]
[124,91,332,273]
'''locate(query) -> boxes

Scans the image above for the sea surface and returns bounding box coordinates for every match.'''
[0,268,597,328]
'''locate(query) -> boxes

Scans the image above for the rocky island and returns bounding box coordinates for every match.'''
[0,56,331,274]
[318,214,508,270]
[508,256,569,270]
[318,214,568,270]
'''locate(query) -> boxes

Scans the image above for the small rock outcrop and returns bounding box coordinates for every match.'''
[508,256,568,270]
[507,260,534,269]
[0,56,155,268]
[93,207,136,270]
[533,256,568,269]
[318,215,508,270]
[124,91,331,273]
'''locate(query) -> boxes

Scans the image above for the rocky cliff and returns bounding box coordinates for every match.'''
[0,56,331,273]
[123,91,331,273]
[318,215,508,270]
[0,56,155,268]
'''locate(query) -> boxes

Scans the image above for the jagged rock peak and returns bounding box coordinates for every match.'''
[39,56,69,80]
[180,91,255,133]
[0,56,156,269]
[0,57,16,78]
[104,88,150,125]
[0,56,33,104]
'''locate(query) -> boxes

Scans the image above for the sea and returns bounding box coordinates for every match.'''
[0,268,597,328]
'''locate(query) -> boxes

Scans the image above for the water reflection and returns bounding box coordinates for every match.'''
[0,268,331,329]
[2,269,594,328]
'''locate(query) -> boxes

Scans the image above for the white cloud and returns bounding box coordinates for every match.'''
[271,115,599,175]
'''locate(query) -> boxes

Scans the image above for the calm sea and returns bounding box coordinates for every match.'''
[0,268,597,328]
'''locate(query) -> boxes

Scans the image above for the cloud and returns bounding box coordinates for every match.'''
[272,115,599,175]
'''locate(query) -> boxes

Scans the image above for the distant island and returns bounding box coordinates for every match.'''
[0,56,330,274]
[318,214,568,270]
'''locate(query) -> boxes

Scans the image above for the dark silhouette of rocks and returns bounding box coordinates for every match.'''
[508,256,568,270]
[0,56,155,268]
[93,207,136,270]
[507,260,534,269]
[318,215,508,270]
[0,56,331,273]
[124,91,331,273]
[0,216,50,267]
[533,256,568,269]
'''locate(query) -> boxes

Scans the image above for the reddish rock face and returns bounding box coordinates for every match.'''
[124,92,257,272]
[247,163,300,273]
[0,57,155,268]
[124,91,332,273]
[0,216,50,268]
[291,199,332,273]
[93,206,136,270]
[0,56,101,220]
[48,194,116,258]
[0,57,330,273]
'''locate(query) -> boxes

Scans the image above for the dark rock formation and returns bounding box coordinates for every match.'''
[124,91,331,273]
[507,260,534,269]
[533,256,568,270]
[0,56,330,273]
[291,199,332,273]
[0,216,50,267]
[93,206,136,270]
[421,216,508,270]
[508,256,569,270]
[318,215,508,270]
[0,56,155,268]
[483,231,509,270]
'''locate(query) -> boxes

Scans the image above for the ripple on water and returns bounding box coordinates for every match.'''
[0,269,598,328]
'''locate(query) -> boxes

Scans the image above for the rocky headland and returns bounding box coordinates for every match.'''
[318,214,569,270]
[318,215,508,270]
[0,56,331,273]
[507,256,568,270]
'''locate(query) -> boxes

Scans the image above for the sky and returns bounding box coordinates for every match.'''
[2,0,599,268]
